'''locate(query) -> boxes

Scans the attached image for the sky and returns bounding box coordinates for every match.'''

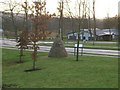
[0,0,120,19]
[119,1,120,16]
[46,0,120,19]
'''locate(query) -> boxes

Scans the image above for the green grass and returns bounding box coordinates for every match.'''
[0,47,2,86]
[2,48,118,88]
[65,42,118,50]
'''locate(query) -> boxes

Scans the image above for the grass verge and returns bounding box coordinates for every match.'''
[2,48,118,88]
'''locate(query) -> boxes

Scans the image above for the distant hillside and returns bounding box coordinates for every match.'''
[2,12,117,35]
[48,17,104,34]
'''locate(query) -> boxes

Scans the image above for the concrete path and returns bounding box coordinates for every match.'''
[0,38,119,57]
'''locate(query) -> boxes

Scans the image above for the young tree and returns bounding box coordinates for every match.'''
[29,1,50,70]
[16,0,31,63]
[16,30,29,63]
[29,31,41,70]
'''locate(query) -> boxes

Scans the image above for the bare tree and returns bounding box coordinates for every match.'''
[58,0,64,40]
[87,0,92,41]
[76,1,81,61]
[107,13,112,40]
[93,0,96,42]
[65,0,76,39]
[21,0,29,34]
[2,0,20,41]
[103,15,118,29]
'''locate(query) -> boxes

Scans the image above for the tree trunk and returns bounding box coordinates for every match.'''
[33,42,37,70]
[76,3,81,61]
[19,47,23,63]
[32,58,36,70]
[11,11,18,41]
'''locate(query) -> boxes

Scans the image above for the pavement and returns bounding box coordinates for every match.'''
[0,38,119,58]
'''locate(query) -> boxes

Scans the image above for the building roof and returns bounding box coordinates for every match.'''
[67,28,118,36]
[95,29,118,36]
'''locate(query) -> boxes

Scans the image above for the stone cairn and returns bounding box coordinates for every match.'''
[48,36,68,57]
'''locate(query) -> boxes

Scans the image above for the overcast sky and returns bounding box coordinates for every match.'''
[0,0,120,19]
[46,0,120,19]
[119,1,120,16]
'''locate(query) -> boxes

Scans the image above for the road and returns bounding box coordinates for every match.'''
[0,38,119,57]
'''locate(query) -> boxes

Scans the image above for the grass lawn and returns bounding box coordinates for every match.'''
[2,48,118,88]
